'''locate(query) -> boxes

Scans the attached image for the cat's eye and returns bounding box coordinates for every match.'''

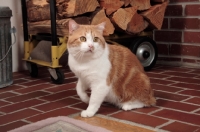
[80,36,86,42]
[93,37,98,42]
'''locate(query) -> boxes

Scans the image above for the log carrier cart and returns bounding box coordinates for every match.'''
[21,0,158,84]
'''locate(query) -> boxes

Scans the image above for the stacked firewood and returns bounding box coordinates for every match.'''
[27,0,168,36]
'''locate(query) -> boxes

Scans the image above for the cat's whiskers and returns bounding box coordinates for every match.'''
[74,50,84,61]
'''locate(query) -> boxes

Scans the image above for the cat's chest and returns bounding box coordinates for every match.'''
[68,54,111,79]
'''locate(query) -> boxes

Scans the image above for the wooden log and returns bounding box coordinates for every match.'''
[57,0,99,18]
[122,0,131,7]
[111,7,137,32]
[27,0,48,7]
[28,19,70,36]
[99,0,124,16]
[27,0,51,22]
[27,0,168,36]
[140,0,168,29]
[127,13,149,34]
[28,17,91,36]
[27,6,51,22]
[27,0,99,21]
[130,0,151,10]
[91,9,115,36]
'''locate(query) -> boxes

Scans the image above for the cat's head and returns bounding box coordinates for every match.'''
[67,20,106,60]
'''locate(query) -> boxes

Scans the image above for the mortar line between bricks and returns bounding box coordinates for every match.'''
[29,107,45,113]
[167,83,200,88]
[67,106,84,111]
[104,110,170,132]
[18,81,53,87]
[20,77,33,80]
[107,110,123,117]
[0,95,20,101]
[176,99,200,107]
[29,101,51,108]
[148,112,200,128]
[165,76,200,80]
[45,89,76,95]
[127,110,173,123]
[170,120,200,128]
[154,89,190,97]
[181,96,197,102]
[2,107,34,115]
[155,120,174,129]
[0,118,34,127]
[148,108,164,115]
[11,87,29,93]
[48,96,77,103]
[35,98,51,103]
[46,81,76,88]
[156,97,200,108]
[21,119,32,124]
[40,90,54,94]
[0,111,6,115]
[70,96,81,101]
[12,83,27,88]
[68,102,83,108]
[0,111,43,127]
[176,89,189,94]
[194,128,200,132]
[0,99,14,104]
[193,75,200,78]
[166,82,180,86]
[98,114,166,132]
[174,89,189,94]
[16,80,48,84]
[151,106,200,116]
[0,98,49,109]
[0,120,26,127]
[162,71,198,75]
[191,108,200,114]
[155,97,200,107]
[29,105,79,116]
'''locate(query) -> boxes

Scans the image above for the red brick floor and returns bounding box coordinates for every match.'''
[0,65,200,132]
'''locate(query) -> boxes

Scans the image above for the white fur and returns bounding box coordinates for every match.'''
[122,100,145,111]
[68,32,111,117]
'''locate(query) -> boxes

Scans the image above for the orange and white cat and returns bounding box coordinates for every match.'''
[67,20,156,117]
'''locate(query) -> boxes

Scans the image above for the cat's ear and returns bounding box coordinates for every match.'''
[68,19,79,34]
[96,22,106,34]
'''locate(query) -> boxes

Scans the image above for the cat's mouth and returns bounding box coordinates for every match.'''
[85,49,94,53]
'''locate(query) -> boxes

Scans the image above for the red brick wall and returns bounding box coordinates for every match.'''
[154,0,200,67]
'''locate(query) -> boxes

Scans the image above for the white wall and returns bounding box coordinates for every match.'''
[0,0,27,72]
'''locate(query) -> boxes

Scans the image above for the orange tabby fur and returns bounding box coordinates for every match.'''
[107,44,156,106]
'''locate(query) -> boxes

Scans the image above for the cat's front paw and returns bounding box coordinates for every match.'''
[81,110,95,117]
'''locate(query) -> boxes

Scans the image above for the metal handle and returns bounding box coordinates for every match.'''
[49,0,57,46]
[21,0,29,41]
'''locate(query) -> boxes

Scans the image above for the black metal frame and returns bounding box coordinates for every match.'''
[21,0,57,45]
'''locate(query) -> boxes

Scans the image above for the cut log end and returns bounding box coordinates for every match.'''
[141,0,169,29]
[130,0,151,10]
[99,0,124,16]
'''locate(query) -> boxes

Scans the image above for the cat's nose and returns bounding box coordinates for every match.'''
[88,45,94,50]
